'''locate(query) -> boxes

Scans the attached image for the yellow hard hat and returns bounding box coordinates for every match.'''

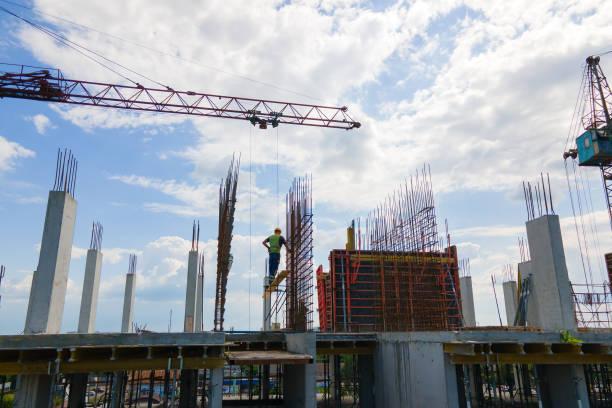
[274,227,282,233]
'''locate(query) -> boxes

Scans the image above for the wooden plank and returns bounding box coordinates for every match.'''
[262,270,289,299]
[225,350,312,365]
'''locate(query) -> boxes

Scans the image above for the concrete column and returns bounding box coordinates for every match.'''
[24,191,77,334]
[16,191,77,408]
[195,271,204,332]
[357,354,374,407]
[208,367,223,408]
[459,276,476,326]
[78,249,103,333]
[263,276,271,331]
[525,215,589,408]
[184,250,199,332]
[374,333,459,407]
[284,332,316,408]
[525,215,575,330]
[503,280,518,326]
[121,273,136,333]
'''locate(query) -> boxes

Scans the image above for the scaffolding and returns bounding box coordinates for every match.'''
[269,175,314,331]
[571,282,612,328]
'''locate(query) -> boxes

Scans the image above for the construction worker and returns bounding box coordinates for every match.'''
[262,227,291,279]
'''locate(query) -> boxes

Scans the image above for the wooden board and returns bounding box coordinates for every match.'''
[225,350,313,365]
[262,270,289,299]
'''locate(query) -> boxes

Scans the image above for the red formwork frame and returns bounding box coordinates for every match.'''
[323,248,462,333]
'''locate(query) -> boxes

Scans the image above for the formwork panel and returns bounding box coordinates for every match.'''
[322,248,461,332]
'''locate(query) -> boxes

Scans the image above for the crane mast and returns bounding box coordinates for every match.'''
[0,65,361,130]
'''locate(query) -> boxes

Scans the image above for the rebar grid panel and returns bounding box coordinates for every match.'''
[285,175,314,331]
[571,283,612,328]
[52,147,78,197]
[322,248,461,332]
[364,165,438,252]
[214,156,240,331]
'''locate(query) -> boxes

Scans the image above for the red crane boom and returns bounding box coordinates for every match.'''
[0,65,361,130]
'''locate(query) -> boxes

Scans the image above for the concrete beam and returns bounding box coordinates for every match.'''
[77,249,103,333]
[0,332,225,349]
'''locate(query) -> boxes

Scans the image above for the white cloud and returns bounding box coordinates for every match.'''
[24,114,53,134]
[0,136,35,173]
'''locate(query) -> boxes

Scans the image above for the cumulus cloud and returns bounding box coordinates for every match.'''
[25,114,53,134]
[0,136,35,173]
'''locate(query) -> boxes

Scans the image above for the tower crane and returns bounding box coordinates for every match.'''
[0,64,361,130]
[564,56,612,229]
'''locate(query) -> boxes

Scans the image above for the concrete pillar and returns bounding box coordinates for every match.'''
[208,367,223,408]
[459,276,476,326]
[525,215,589,408]
[374,333,459,407]
[263,276,271,331]
[184,250,199,332]
[195,270,204,332]
[284,332,316,408]
[121,273,136,333]
[358,354,374,407]
[16,191,77,408]
[78,249,103,333]
[24,191,77,334]
[503,280,518,326]
[525,215,575,330]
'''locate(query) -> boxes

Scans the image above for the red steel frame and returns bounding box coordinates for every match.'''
[319,247,461,332]
[0,65,361,130]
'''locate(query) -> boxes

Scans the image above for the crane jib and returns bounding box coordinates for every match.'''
[0,66,361,130]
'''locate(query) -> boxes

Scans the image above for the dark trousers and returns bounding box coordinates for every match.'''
[269,252,280,277]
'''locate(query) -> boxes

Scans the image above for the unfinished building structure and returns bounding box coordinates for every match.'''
[2,152,612,408]
[318,167,462,333]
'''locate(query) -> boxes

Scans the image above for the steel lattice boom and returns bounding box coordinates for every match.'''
[0,65,361,130]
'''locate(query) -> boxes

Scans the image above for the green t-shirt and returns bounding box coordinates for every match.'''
[266,234,286,254]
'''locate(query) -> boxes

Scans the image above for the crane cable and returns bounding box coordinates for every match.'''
[248,125,253,331]
[0,0,323,102]
[0,5,172,89]
[276,126,280,228]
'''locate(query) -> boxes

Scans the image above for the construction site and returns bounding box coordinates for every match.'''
[1,3,612,408]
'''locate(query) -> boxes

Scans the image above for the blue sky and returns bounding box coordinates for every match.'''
[0,0,611,334]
